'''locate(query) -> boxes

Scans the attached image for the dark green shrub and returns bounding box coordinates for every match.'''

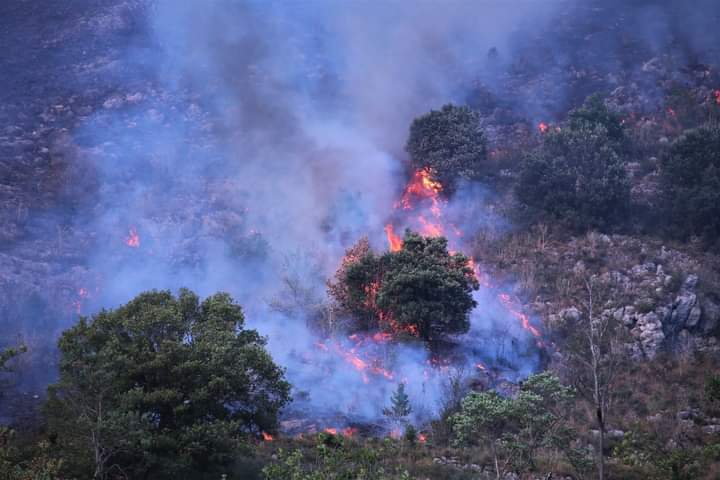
[516,121,630,231]
[660,123,720,245]
[406,104,488,193]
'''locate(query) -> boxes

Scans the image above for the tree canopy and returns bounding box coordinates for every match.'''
[517,96,630,231]
[328,231,479,342]
[660,123,720,245]
[406,104,488,193]
[45,289,291,480]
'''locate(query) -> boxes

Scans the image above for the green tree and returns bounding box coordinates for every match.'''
[330,231,479,342]
[517,123,629,231]
[451,391,514,479]
[383,383,412,426]
[510,372,576,472]
[660,123,720,244]
[45,289,291,480]
[568,93,626,145]
[406,104,488,192]
[517,98,630,231]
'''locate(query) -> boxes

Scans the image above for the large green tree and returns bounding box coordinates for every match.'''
[517,96,630,231]
[406,104,488,192]
[329,231,478,342]
[45,289,291,480]
[660,123,720,244]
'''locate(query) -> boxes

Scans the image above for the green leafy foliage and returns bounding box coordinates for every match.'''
[406,104,488,192]
[660,123,720,244]
[329,232,479,341]
[509,372,576,472]
[262,438,412,480]
[0,429,63,480]
[567,93,626,144]
[451,372,577,476]
[517,97,630,231]
[613,430,703,480]
[45,289,291,480]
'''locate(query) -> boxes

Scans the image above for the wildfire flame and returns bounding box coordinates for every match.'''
[397,167,442,210]
[714,90,720,105]
[261,432,274,441]
[125,226,140,248]
[498,292,542,342]
[538,122,549,134]
[418,433,427,443]
[384,224,403,252]
[316,337,395,384]
[384,167,544,344]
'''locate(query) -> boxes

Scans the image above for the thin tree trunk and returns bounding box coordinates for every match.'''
[492,441,500,480]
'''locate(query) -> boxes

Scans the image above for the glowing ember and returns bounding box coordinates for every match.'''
[315,337,396,384]
[475,362,487,371]
[124,226,140,248]
[418,433,427,443]
[384,224,403,252]
[261,432,274,441]
[324,428,338,435]
[342,427,358,438]
[538,122,549,134]
[714,90,720,105]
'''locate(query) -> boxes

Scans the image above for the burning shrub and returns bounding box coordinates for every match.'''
[660,123,720,246]
[44,289,291,479]
[328,231,478,342]
[517,98,630,232]
[406,104,488,193]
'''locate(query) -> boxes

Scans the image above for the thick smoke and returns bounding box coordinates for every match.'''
[7,0,720,428]
[59,0,558,429]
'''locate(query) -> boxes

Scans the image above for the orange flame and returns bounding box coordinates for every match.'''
[498,293,542,341]
[384,224,403,252]
[261,432,274,441]
[125,226,140,248]
[342,427,358,438]
[324,428,338,435]
[714,90,720,105]
[538,122,549,134]
[418,433,427,443]
[417,215,443,237]
[398,167,442,210]
[476,362,487,371]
